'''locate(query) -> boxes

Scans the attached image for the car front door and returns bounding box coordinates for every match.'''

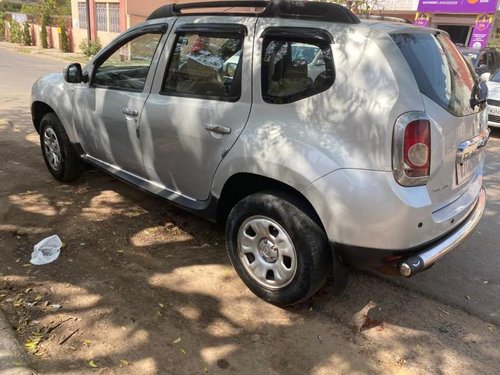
[73,25,169,177]
[140,17,255,200]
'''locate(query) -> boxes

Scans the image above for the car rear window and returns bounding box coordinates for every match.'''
[392,33,478,117]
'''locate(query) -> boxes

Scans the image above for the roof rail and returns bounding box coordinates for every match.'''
[147,0,360,24]
[358,14,412,24]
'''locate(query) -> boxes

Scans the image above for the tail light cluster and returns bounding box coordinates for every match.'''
[393,112,431,186]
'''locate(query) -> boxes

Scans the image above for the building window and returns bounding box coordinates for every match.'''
[96,3,108,32]
[109,3,120,33]
[78,2,88,30]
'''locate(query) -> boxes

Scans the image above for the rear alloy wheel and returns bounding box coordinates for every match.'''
[226,192,333,306]
[237,215,298,290]
[40,113,85,182]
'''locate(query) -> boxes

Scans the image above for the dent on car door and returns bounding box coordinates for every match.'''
[140,18,255,201]
[74,26,167,177]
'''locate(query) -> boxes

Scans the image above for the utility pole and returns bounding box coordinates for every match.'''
[86,0,91,42]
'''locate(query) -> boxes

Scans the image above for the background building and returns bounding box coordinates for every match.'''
[377,0,500,49]
[70,0,258,51]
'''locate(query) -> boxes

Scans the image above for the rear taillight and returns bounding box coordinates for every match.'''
[393,113,431,186]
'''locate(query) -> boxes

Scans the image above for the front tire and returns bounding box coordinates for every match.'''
[226,192,332,306]
[40,113,84,182]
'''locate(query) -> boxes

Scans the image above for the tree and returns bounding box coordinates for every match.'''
[40,16,48,48]
[9,20,22,44]
[0,11,5,41]
[59,19,70,52]
[22,21,32,46]
[22,0,71,23]
[314,0,382,14]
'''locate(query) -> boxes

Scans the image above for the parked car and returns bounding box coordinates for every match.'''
[486,69,500,128]
[459,47,500,75]
[31,0,489,306]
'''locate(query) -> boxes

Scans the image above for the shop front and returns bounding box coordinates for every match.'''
[414,0,499,49]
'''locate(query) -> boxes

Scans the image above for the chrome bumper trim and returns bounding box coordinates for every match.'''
[399,187,486,277]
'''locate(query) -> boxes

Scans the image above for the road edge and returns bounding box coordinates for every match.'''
[0,308,36,375]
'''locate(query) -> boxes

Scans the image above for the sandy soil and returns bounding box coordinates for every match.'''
[0,116,499,375]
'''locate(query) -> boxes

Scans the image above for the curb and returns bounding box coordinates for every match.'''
[0,42,87,64]
[0,308,36,375]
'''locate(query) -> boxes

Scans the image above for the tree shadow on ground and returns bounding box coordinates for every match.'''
[1,123,500,374]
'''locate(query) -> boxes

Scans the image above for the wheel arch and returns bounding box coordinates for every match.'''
[216,172,326,233]
[32,101,56,134]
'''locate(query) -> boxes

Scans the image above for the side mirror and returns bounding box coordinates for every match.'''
[316,59,325,67]
[480,72,491,82]
[63,63,83,83]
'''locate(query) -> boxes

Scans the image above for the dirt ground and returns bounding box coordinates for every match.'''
[1,47,500,374]
[0,119,499,375]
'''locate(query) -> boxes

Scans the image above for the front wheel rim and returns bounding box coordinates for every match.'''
[237,215,298,290]
[43,127,62,171]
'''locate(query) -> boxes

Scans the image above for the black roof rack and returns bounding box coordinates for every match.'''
[147,0,360,24]
[358,14,412,24]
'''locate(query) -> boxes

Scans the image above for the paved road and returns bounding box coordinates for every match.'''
[1,46,499,326]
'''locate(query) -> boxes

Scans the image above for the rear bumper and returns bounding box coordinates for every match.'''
[398,187,486,277]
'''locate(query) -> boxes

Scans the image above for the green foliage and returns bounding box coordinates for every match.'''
[0,11,5,42]
[22,21,32,46]
[313,0,381,14]
[59,20,70,52]
[22,0,71,24]
[79,38,102,57]
[40,18,48,49]
[9,20,23,44]
[0,1,22,13]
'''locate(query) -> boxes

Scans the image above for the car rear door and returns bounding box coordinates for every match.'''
[73,24,170,178]
[140,17,255,200]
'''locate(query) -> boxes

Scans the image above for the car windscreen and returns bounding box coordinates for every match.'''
[490,70,500,83]
[392,33,479,117]
[461,51,479,66]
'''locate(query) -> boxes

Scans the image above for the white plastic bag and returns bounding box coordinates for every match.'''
[30,235,62,265]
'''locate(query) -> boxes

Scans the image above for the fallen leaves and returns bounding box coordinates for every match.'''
[172,337,181,344]
[156,302,165,317]
[88,360,98,368]
[24,333,43,354]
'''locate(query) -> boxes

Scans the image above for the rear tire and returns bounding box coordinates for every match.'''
[226,191,332,306]
[40,113,84,182]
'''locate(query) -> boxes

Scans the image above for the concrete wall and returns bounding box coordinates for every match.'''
[71,0,123,52]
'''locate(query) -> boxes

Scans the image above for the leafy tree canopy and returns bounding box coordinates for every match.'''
[22,0,71,24]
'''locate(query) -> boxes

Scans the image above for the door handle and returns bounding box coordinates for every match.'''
[121,108,139,117]
[204,123,232,135]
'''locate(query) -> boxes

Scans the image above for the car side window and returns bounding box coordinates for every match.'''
[262,37,335,104]
[162,32,243,101]
[93,32,162,92]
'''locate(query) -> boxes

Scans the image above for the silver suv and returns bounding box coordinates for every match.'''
[31,1,490,306]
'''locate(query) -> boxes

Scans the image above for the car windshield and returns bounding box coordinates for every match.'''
[393,33,478,117]
[461,51,479,66]
[490,70,500,83]
[291,44,320,64]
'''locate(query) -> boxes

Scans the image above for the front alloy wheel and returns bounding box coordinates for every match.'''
[43,126,63,171]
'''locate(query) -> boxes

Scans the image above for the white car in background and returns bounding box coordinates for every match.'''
[487,70,500,128]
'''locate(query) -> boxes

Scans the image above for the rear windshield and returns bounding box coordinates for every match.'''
[392,33,478,117]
